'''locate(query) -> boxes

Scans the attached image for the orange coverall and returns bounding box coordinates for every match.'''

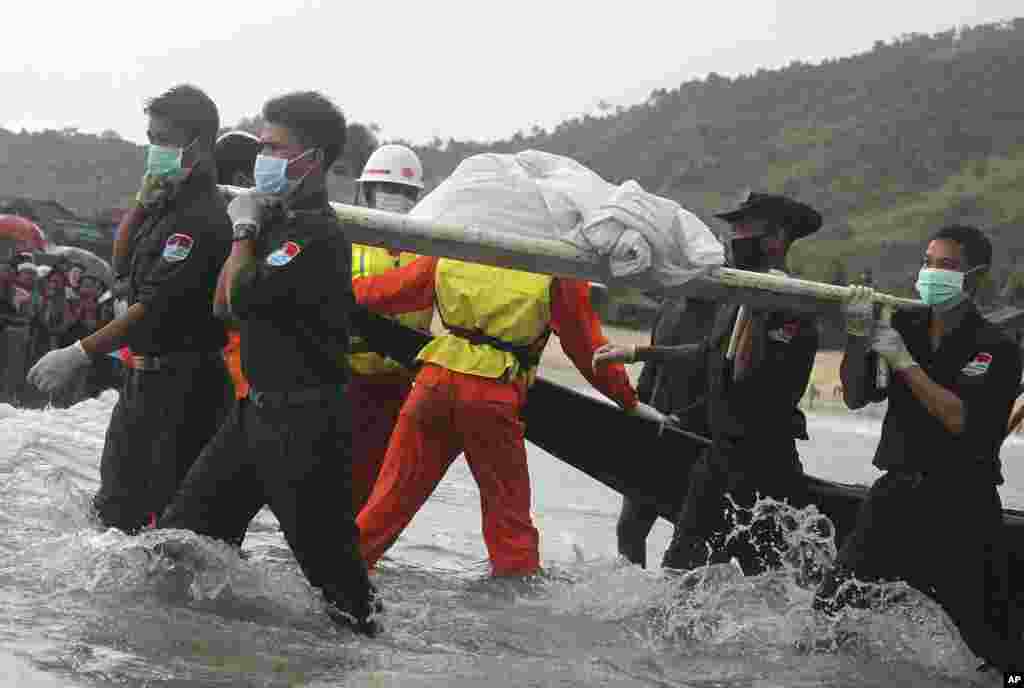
[352,256,637,576]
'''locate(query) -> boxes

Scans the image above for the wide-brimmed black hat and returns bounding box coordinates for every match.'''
[714,192,822,239]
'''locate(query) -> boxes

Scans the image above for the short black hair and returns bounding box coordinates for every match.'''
[930,224,992,270]
[214,131,261,185]
[145,84,220,147]
[262,91,346,168]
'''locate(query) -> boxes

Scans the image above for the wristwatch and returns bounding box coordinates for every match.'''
[232,222,260,242]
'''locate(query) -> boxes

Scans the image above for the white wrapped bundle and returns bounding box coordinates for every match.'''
[410,150,725,287]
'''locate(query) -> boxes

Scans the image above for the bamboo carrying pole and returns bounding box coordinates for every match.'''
[219,185,927,315]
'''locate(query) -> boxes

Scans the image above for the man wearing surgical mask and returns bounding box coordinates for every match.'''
[346,144,433,512]
[28,84,233,533]
[159,91,381,636]
[594,192,822,575]
[817,225,1022,680]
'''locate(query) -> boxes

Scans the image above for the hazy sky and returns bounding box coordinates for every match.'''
[2,1,1019,146]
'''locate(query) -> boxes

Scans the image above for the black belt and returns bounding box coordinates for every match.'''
[132,350,221,372]
[248,384,342,408]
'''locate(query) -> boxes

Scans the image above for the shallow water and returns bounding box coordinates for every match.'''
[1,392,1018,687]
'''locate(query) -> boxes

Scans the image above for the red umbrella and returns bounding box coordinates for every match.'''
[0,214,48,251]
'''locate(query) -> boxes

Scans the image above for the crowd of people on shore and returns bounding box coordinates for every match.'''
[0,252,120,406]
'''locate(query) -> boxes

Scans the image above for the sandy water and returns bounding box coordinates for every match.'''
[1,389,1020,687]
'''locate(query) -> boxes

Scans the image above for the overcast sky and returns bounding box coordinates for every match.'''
[2,1,1019,146]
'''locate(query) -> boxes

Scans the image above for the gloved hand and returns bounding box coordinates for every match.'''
[27,340,91,393]
[136,171,187,209]
[871,322,918,371]
[113,299,129,319]
[593,343,637,367]
[844,284,875,338]
[227,192,273,232]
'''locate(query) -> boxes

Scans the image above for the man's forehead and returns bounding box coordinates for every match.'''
[259,124,302,147]
[926,239,963,260]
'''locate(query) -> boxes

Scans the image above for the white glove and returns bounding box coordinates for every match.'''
[844,284,875,338]
[227,192,273,229]
[871,323,917,371]
[113,299,129,319]
[593,343,637,367]
[27,340,91,393]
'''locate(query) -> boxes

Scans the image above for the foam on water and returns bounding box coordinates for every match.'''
[0,396,1013,687]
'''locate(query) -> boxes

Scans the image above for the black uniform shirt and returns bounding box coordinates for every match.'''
[864,304,1021,482]
[127,171,231,355]
[232,193,354,392]
[637,297,717,430]
[702,304,819,445]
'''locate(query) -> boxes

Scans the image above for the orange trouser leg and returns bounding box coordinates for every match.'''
[455,373,540,576]
[356,367,461,569]
[348,374,412,513]
[223,331,249,400]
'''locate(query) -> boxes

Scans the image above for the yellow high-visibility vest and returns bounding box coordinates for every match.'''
[417,258,553,381]
[349,243,434,377]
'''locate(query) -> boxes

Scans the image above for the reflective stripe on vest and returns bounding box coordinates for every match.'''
[418,259,553,380]
[349,243,434,377]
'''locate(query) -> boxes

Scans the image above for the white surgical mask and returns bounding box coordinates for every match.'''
[374,191,415,214]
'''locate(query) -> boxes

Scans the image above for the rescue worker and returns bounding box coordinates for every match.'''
[815,225,1022,678]
[158,91,381,636]
[28,84,233,533]
[213,130,263,400]
[595,192,822,574]
[348,144,433,511]
[615,296,717,567]
[350,244,640,578]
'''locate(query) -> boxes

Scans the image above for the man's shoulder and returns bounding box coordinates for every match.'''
[973,316,1020,357]
[162,190,231,234]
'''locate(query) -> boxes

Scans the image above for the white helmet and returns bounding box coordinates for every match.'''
[357,144,424,189]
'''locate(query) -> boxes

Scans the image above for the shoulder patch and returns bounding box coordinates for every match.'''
[266,240,302,267]
[962,352,992,377]
[162,233,194,262]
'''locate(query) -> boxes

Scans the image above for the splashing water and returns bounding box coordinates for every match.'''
[0,396,1012,686]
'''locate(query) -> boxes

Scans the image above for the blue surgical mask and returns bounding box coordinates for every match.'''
[915,267,965,306]
[145,144,183,178]
[253,154,289,194]
[253,149,318,195]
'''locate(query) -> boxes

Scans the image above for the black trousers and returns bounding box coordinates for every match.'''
[93,354,232,533]
[661,440,805,573]
[819,470,1020,673]
[159,391,378,624]
[617,496,660,568]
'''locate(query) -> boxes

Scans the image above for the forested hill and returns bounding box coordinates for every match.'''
[3,18,1023,297]
[410,18,1024,296]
